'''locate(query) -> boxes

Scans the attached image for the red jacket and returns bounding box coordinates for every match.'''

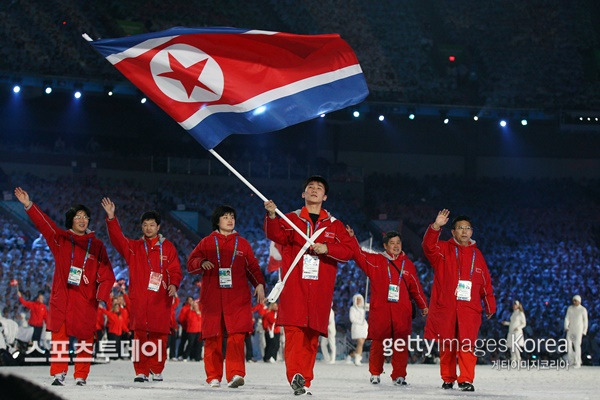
[26,203,115,339]
[186,309,202,333]
[106,217,182,335]
[100,308,123,336]
[262,310,281,334]
[264,207,353,336]
[178,303,190,330]
[170,297,180,331]
[422,225,496,344]
[18,296,48,328]
[349,238,428,340]
[187,231,265,339]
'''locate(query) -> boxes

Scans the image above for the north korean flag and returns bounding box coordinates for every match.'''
[87,27,369,149]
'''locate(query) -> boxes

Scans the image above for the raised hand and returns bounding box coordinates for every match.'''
[101,197,116,219]
[433,209,450,230]
[264,200,277,218]
[14,187,31,207]
[346,225,355,237]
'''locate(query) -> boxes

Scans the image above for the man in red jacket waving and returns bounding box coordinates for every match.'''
[422,209,496,392]
[264,176,354,396]
[102,198,182,383]
[17,290,48,345]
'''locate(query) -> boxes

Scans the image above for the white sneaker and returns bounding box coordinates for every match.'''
[345,355,353,364]
[394,377,407,386]
[370,375,380,384]
[327,360,336,364]
[268,357,276,363]
[151,373,163,382]
[75,378,86,386]
[354,354,362,366]
[51,372,66,386]
[134,374,149,383]
[209,379,220,388]
[227,375,245,388]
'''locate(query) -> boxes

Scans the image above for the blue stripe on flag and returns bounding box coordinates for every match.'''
[186,73,368,149]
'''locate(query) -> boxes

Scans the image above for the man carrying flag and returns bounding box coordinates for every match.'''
[264,176,354,395]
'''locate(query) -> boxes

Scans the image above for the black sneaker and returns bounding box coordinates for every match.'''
[75,378,86,386]
[134,374,149,383]
[442,381,454,389]
[291,373,306,395]
[458,382,475,392]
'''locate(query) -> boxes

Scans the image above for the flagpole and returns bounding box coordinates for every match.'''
[208,148,315,245]
[364,234,373,303]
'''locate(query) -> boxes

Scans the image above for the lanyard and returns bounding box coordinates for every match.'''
[387,259,405,286]
[455,247,476,281]
[143,239,163,273]
[70,236,92,271]
[214,235,238,269]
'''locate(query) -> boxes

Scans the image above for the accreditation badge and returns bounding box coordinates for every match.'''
[219,268,233,288]
[148,271,163,292]
[302,255,320,280]
[67,266,83,286]
[387,284,400,302]
[455,280,472,301]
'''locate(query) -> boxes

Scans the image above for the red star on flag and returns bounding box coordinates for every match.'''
[158,52,216,98]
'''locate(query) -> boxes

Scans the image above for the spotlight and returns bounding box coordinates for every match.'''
[443,118,449,124]
[253,105,266,115]
[499,120,507,127]
[353,111,360,118]
[45,86,53,94]
[13,85,21,93]
[74,91,82,99]
[408,113,415,120]
[473,115,479,121]
[140,97,147,104]
[320,113,325,118]
[378,115,385,121]
[108,90,113,96]
[521,119,528,126]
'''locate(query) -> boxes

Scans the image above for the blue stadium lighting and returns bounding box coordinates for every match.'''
[378,115,384,121]
[45,86,52,94]
[141,97,147,104]
[13,85,21,93]
[320,113,326,118]
[521,119,528,126]
[353,111,360,118]
[443,118,449,124]
[408,113,415,120]
[499,120,507,127]
[253,105,266,115]
[74,91,82,99]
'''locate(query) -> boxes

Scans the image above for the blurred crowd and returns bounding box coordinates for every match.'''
[1,171,598,364]
[1,0,598,109]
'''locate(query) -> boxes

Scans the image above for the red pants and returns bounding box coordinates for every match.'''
[284,325,320,388]
[133,330,168,376]
[203,332,246,383]
[439,347,477,384]
[369,339,409,380]
[50,323,94,379]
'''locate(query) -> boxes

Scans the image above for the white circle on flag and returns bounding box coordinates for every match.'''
[150,43,224,103]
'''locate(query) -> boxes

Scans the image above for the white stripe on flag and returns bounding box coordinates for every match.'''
[106,36,178,65]
[179,64,364,130]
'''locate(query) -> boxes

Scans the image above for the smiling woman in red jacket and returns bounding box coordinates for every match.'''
[187,205,265,389]
[14,187,115,387]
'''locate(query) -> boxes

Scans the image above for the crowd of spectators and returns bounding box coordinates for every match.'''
[1,0,598,109]
[2,170,598,364]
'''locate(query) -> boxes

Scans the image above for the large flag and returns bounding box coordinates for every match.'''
[87,27,369,149]
[267,241,284,273]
